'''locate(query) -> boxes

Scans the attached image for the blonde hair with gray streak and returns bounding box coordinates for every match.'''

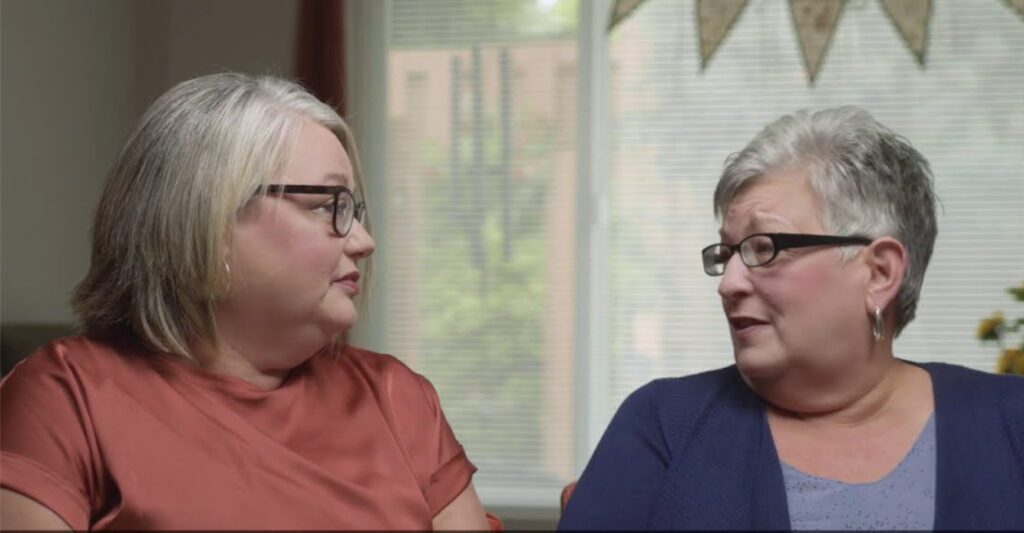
[73,72,366,357]
[713,107,938,337]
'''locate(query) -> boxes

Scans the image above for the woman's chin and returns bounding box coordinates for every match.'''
[734,349,787,381]
[324,319,355,339]
[321,299,358,332]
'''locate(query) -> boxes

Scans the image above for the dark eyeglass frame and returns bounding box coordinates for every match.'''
[258,184,366,237]
[702,233,873,276]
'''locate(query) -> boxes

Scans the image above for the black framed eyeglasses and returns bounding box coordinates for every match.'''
[701,233,872,276]
[258,184,366,237]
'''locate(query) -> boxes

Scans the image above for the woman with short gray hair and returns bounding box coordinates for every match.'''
[1,73,492,530]
[560,107,1024,530]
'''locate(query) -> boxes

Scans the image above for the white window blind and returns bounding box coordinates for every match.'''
[349,0,1023,509]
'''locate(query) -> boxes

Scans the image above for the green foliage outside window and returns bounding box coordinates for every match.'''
[415,108,560,472]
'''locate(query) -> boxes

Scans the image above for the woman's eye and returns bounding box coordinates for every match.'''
[311,201,334,216]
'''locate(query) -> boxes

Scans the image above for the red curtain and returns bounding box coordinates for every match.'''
[296,0,346,115]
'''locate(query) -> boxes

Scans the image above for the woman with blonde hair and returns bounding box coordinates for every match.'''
[560,107,1024,530]
[1,73,492,530]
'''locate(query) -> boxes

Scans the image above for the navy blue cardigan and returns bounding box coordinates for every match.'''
[559,363,1024,530]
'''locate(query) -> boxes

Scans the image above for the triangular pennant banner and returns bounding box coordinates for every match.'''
[790,0,846,83]
[608,0,648,31]
[881,0,932,65]
[698,0,749,70]
[1006,0,1024,20]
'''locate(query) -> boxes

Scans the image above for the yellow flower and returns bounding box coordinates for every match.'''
[1011,350,1024,376]
[997,349,1024,375]
[976,311,1005,341]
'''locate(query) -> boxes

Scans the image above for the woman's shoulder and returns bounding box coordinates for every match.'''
[1,336,173,420]
[332,346,442,406]
[632,365,747,409]
[3,335,146,384]
[921,362,1023,431]
[338,345,424,381]
[921,361,1023,398]
[615,365,753,444]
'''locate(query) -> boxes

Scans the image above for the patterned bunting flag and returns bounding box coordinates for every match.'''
[698,0,749,70]
[789,0,846,83]
[881,0,932,65]
[608,0,1019,83]
[608,0,648,31]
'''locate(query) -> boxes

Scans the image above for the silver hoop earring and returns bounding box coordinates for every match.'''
[223,260,232,293]
[872,306,886,341]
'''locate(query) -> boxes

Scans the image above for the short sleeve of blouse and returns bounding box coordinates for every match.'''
[1,343,102,530]
[376,354,477,516]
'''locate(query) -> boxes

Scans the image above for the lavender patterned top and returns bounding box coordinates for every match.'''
[781,414,936,530]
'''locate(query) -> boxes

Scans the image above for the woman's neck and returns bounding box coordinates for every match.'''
[189,338,305,391]
[206,307,334,390]
[764,359,931,429]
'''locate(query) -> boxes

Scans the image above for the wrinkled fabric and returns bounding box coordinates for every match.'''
[1,336,475,530]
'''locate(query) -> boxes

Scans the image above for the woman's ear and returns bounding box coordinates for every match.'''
[863,237,907,313]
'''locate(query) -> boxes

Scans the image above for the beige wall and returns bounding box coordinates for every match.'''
[1,0,299,324]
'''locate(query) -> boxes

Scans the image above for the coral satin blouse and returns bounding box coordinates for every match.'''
[1,336,476,530]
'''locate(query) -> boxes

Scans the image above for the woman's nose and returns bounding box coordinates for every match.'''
[717,253,753,300]
[344,220,375,260]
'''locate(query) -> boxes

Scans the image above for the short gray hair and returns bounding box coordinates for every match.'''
[713,106,938,337]
[73,72,366,356]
